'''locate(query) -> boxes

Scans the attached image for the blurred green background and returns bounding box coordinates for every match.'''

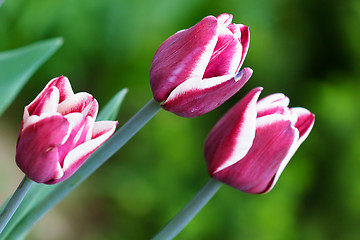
[1,0,360,239]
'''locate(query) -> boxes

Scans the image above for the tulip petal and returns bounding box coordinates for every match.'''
[203,29,243,79]
[291,107,315,142]
[162,68,252,117]
[256,93,290,118]
[205,87,262,173]
[212,114,297,194]
[30,87,60,117]
[25,76,73,116]
[46,76,74,103]
[216,13,233,26]
[57,113,89,166]
[238,25,250,69]
[257,93,289,110]
[269,108,314,191]
[57,92,98,119]
[47,120,117,184]
[150,16,218,102]
[16,115,69,183]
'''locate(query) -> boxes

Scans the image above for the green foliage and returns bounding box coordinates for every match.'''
[97,88,128,121]
[0,38,62,116]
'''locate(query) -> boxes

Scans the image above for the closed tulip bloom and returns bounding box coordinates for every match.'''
[150,13,252,117]
[204,87,315,194]
[16,76,118,184]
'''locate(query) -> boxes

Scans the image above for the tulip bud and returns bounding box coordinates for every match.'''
[204,87,315,194]
[16,76,118,184]
[150,13,252,118]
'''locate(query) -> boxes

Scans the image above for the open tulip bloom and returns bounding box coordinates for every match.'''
[150,13,252,117]
[205,87,315,194]
[16,76,118,184]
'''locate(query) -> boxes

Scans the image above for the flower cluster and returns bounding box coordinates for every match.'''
[0,11,316,240]
[150,13,314,193]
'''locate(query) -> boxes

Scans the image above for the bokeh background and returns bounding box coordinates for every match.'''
[1,0,360,239]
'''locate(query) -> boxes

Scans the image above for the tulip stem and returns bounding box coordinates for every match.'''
[4,98,161,239]
[0,176,33,234]
[152,178,222,240]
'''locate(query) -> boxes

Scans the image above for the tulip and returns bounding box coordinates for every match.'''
[15,76,118,184]
[204,87,315,194]
[150,13,252,117]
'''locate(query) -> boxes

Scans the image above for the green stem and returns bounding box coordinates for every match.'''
[0,176,33,234]
[5,98,161,239]
[152,178,222,240]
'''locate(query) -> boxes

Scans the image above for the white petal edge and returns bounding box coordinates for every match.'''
[57,92,98,118]
[62,120,117,171]
[35,87,60,115]
[213,89,261,173]
[166,29,218,85]
[291,107,315,144]
[256,114,299,193]
[63,112,86,145]
[256,93,290,112]
[22,112,63,132]
[164,68,252,104]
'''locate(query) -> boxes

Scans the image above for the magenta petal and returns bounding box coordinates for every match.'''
[16,115,69,183]
[57,113,88,166]
[203,30,242,78]
[256,93,290,118]
[291,107,315,142]
[31,87,59,116]
[150,16,218,102]
[46,76,74,103]
[205,87,262,173]
[57,92,98,118]
[162,68,253,117]
[91,120,118,139]
[228,23,240,36]
[47,120,117,184]
[212,115,297,194]
[238,25,250,69]
[216,13,233,26]
[26,76,73,116]
[257,93,289,109]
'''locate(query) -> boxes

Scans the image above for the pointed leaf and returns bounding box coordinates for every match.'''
[0,38,63,115]
[97,88,128,121]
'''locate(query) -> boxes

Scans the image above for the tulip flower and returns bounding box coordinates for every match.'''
[204,87,315,194]
[150,13,252,117]
[15,76,118,184]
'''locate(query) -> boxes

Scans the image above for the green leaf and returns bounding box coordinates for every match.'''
[97,88,128,121]
[0,0,4,8]
[0,38,63,116]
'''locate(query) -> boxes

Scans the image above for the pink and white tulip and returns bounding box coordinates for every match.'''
[16,76,118,184]
[204,87,315,194]
[150,13,252,118]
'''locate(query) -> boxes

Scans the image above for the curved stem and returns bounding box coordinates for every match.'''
[0,176,33,234]
[152,178,222,240]
[5,98,161,239]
